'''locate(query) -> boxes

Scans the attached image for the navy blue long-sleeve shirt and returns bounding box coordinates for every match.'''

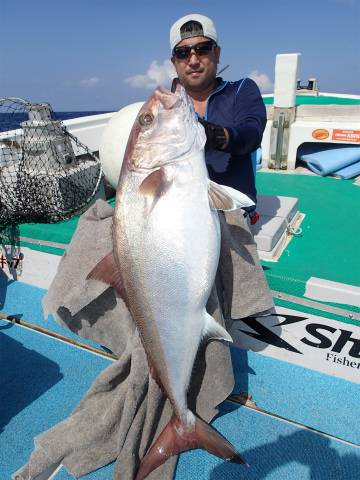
[203,77,266,206]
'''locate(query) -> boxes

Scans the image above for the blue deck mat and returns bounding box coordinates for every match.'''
[0,319,112,478]
[2,280,360,445]
[175,403,360,480]
[53,404,360,480]
[0,279,107,351]
[231,347,360,445]
[1,321,360,479]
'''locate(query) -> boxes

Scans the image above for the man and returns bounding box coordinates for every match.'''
[170,13,266,221]
[168,13,273,320]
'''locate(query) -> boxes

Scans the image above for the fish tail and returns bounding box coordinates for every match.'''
[134,411,248,480]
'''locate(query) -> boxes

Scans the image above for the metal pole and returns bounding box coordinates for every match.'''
[0,311,118,361]
[274,112,285,170]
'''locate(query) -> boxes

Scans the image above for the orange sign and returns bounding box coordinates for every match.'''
[312,129,329,140]
[332,129,360,143]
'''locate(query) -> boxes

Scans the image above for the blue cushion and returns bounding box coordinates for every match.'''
[301,146,360,177]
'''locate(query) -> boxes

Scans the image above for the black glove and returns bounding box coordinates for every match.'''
[198,117,227,151]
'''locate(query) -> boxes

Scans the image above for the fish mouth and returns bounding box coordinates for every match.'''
[153,87,181,110]
[143,84,192,118]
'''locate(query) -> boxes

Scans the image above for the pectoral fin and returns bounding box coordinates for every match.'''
[208,180,255,211]
[139,168,173,198]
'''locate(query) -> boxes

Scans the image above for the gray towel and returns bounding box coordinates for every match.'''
[13,199,273,480]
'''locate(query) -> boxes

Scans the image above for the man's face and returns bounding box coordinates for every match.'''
[171,36,221,92]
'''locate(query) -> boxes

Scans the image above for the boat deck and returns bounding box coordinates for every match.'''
[263,94,360,106]
[1,309,359,479]
[1,169,360,479]
[258,172,360,315]
[8,171,360,317]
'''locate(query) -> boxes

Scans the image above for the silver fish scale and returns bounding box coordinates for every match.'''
[114,148,220,416]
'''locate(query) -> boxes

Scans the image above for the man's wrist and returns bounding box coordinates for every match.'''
[199,118,229,151]
[211,124,227,150]
[222,128,229,150]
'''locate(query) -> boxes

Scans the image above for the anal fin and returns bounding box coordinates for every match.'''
[202,313,233,343]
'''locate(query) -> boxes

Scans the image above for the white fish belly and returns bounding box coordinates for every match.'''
[116,159,220,414]
[142,186,220,411]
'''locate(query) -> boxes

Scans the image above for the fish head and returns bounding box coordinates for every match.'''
[124,85,205,172]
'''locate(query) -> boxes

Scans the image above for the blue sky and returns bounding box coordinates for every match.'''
[1,0,359,111]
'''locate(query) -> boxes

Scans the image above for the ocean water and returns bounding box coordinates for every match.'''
[0,111,113,133]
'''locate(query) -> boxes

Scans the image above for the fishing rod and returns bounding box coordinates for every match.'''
[217,64,230,76]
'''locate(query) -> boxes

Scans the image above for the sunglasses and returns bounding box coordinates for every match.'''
[172,41,216,60]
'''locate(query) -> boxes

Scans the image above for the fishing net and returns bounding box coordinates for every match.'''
[0,98,103,228]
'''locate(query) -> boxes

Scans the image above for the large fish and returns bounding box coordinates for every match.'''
[88,85,253,479]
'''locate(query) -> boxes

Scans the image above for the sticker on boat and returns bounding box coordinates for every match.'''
[332,129,360,142]
[312,128,329,140]
[230,306,360,384]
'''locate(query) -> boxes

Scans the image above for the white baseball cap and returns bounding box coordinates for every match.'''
[170,14,218,52]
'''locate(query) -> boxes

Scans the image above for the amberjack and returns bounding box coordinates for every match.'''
[88,85,253,479]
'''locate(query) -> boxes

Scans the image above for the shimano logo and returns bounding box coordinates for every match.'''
[239,314,306,354]
[239,314,360,360]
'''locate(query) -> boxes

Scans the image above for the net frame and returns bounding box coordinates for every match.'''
[0,97,103,228]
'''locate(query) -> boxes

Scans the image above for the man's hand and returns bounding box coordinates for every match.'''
[198,118,229,151]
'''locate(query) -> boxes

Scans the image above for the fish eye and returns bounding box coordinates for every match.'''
[138,112,154,127]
